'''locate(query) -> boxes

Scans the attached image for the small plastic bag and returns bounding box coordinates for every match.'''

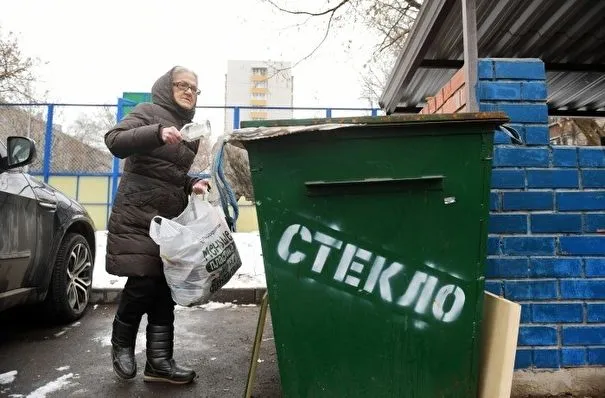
[180,120,212,142]
[149,194,242,306]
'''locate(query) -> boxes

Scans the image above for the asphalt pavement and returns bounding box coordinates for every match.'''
[0,303,281,398]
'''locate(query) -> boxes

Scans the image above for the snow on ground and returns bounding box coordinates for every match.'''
[0,371,17,385]
[24,373,74,398]
[92,230,267,290]
[198,302,238,311]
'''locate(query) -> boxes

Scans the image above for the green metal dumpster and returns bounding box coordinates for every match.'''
[234,113,509,398]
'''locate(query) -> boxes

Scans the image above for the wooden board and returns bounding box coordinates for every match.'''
[244,292,269,398]
[478,291,522,398]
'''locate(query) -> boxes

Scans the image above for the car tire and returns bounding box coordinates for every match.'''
[46,233,94,323]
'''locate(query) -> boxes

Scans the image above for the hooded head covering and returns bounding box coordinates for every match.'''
[151,66,196,122]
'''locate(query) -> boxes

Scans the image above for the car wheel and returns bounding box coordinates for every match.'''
[47,233,94,323]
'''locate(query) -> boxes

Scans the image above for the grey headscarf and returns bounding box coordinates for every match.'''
[151,66,197,122]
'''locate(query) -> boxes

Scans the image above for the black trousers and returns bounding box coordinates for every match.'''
[116,275,175,326]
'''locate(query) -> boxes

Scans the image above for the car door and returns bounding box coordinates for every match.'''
[0,140,39,306]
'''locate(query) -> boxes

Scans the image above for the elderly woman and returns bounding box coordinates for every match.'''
[104,66,208,384]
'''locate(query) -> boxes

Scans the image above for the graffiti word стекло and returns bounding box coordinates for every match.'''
[277,224,466,323]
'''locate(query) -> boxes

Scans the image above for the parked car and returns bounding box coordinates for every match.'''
[0,136,96,322]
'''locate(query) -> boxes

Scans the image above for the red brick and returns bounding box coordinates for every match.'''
[442,98,458,114]
[450,68,466,91]
[442,81,453,102]
[453,89,462,110]
[459,87,467,107]
[435,91,444,110]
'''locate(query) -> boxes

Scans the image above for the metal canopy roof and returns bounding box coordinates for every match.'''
[379,0,605,116]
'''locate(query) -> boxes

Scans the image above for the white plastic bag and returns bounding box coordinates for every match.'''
[149,194,242,306]
[180,120,211,142]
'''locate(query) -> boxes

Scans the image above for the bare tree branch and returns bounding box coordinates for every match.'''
[264,0,351,17]
[288,10,337,70]
[265,8,338,78]
[263,0,424,103]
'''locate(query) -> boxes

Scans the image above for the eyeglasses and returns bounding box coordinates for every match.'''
[173,81,200,95]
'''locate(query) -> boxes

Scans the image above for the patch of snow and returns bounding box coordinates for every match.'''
[199,302,237,311]
[25,373,74,398]
[92,230,266,290]
[0,371,17,385]
[93,332,145,355]
[210,357,217,361]
[55,367,69,372]
[92,334,111,347]
[54,330,67,338]
[93,305,98,310]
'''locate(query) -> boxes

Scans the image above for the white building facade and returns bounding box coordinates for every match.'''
[224,60,294,131]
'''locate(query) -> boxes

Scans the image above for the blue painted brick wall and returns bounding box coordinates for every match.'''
[487,257,529,278]
[527,169,579,189]
[587,304,605,322]
[534,349,561,368]
[489,214,527,234]
[529,258,582,277]
[586,259,605,276]
[552,147,578,167]
[589,348,605,365]
[492,59,545,80]
[518,326,558,345]
[502,191,553,210]
[524,125,550,145]
[532,304,583,323]
[562,327,605,345]
[584,214,605,233]
[491,169,525,189]
[502,237,555,256]
[579,148,605,167]
[494,147,549,167]
[530,214,582,234]
[557,192,605,211]
[582,170,605,188]
[562,348,587,366]
[480,58,605,370]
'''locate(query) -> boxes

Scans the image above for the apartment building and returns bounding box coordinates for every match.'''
[224,60,294,131]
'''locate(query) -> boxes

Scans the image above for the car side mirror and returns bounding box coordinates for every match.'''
[4,136,36,170]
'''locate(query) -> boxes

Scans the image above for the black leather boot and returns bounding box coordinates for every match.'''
[111,316,139,379]
[143,324,196,384]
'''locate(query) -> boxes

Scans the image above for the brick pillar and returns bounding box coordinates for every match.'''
[477,58,549,145]
[482,58,605,369]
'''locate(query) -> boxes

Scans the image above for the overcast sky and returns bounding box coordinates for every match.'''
[1,0,383,132]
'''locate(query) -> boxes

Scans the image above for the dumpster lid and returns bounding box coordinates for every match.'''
[229,112,509,142]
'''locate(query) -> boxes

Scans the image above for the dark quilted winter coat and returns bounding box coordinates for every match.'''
[104,67,200,277]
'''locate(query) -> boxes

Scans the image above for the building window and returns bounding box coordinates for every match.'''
[253,80,267,89]
[252,92,266,100]
[252,67,267,76]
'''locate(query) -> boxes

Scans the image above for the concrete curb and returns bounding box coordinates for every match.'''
[90,287,267,305]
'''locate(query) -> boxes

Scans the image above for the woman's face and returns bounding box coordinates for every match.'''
[172,71,198,110]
